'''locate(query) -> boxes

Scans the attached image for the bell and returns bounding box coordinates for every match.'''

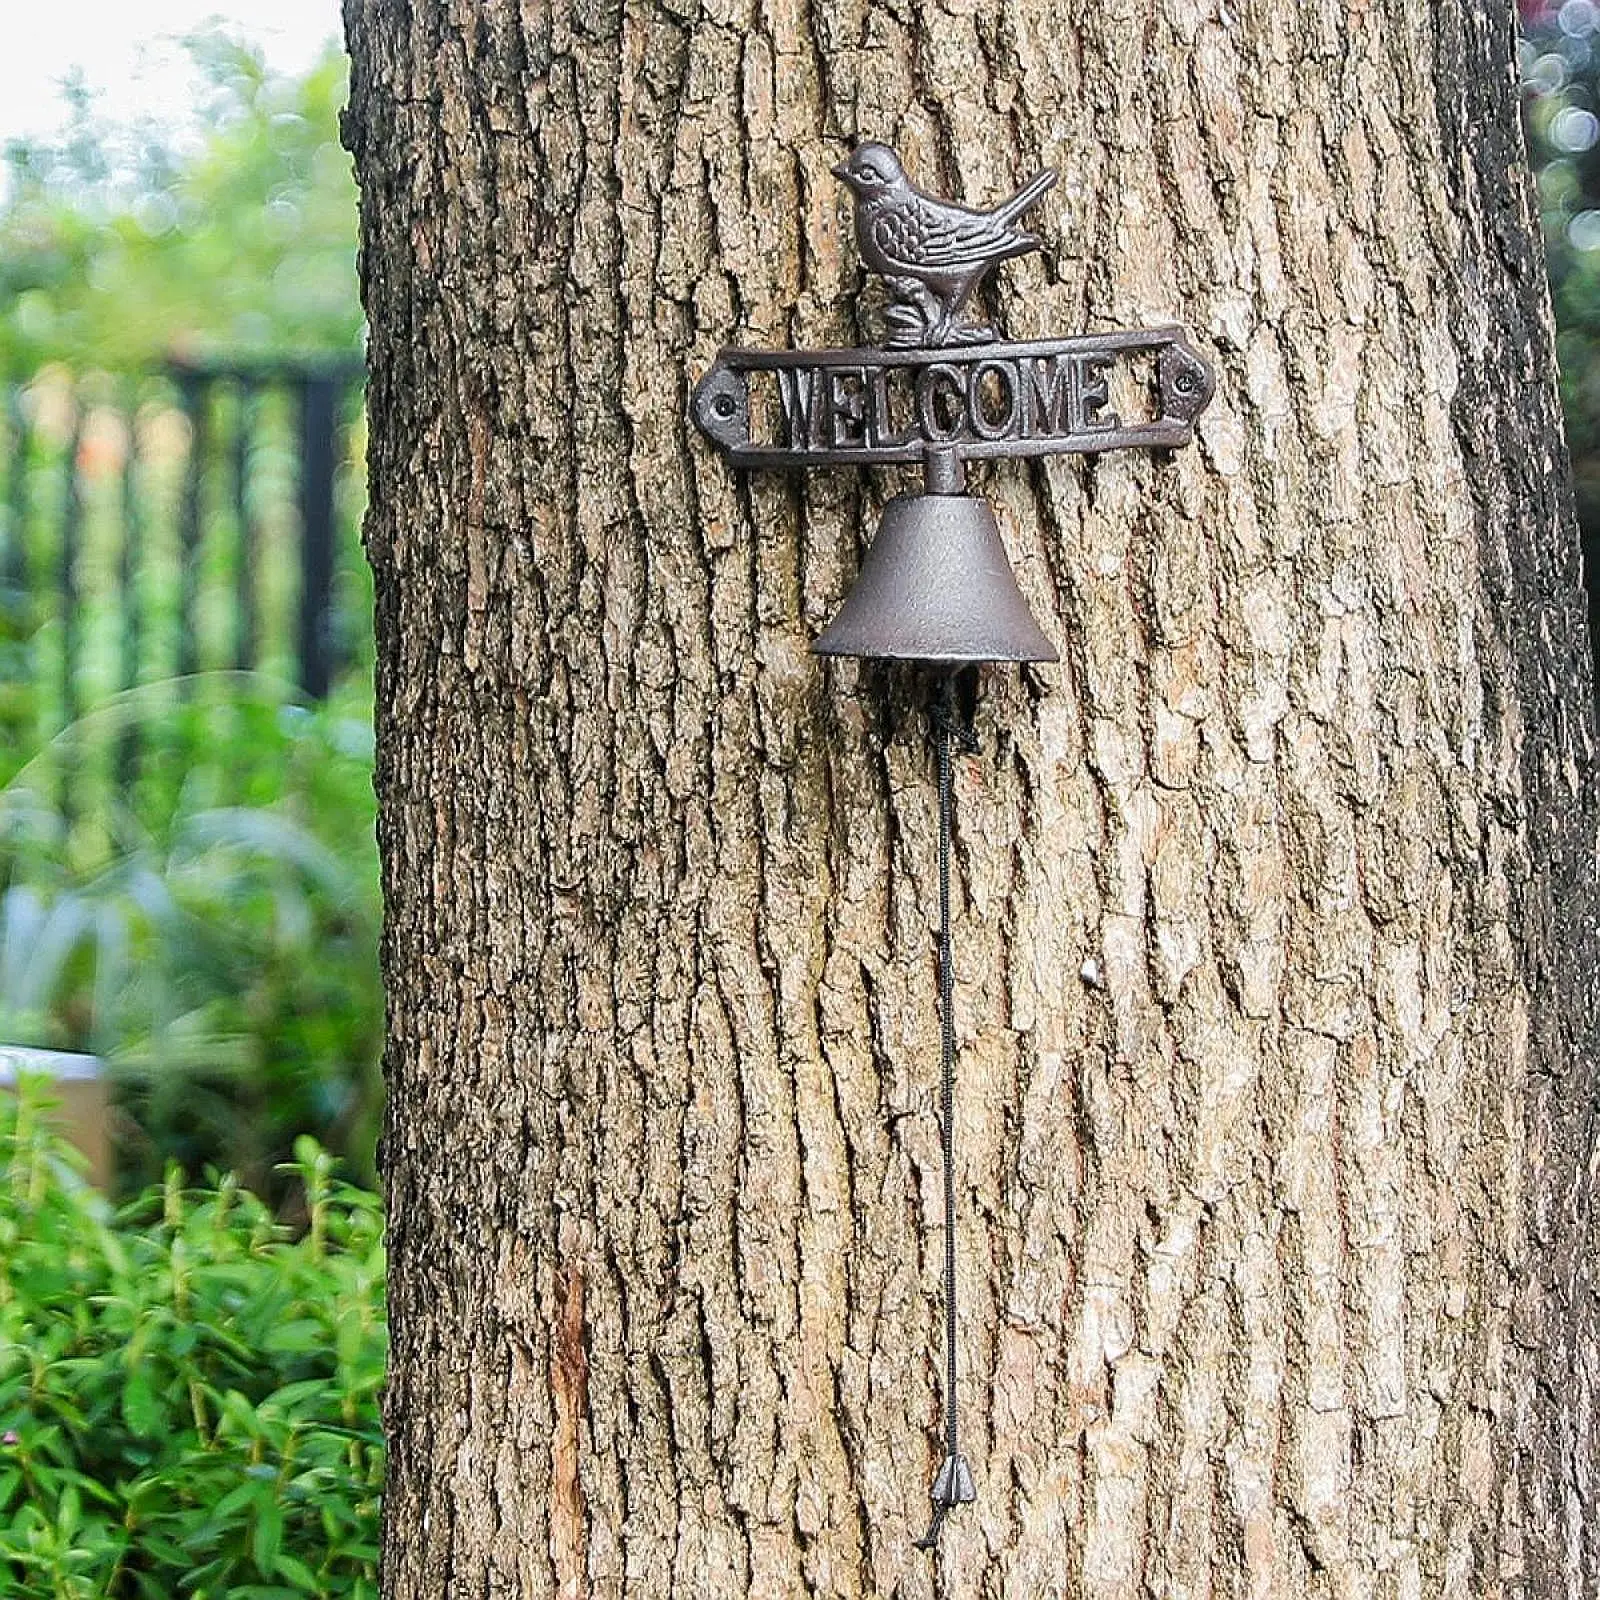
[813,492,1058,664]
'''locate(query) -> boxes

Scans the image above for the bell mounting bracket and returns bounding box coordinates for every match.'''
[684,139,1217,1556]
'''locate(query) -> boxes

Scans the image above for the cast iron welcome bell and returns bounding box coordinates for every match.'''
[692,141,1214,1557]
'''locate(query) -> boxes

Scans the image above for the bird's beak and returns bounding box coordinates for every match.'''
[831,161,850,181]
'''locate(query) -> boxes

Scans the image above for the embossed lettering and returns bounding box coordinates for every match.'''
[916,363,966,443]
[829,368,868,447]
[1073,356,1118,433]
[968,359,1021,442]
[868,368,917,450]
[1024,355,1069,435]
[696,329,1212,466]
[778,368,820,448]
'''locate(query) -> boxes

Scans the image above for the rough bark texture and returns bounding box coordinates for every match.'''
[342,2,1600,1596]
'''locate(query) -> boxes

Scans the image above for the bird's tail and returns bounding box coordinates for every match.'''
[994,168,1057,227]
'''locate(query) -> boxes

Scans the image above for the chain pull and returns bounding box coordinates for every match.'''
[916,670,978,1554]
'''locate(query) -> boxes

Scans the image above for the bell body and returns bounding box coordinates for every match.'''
[812,493,1058,664]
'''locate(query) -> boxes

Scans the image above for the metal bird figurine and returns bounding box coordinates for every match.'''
[832,142,1057,349]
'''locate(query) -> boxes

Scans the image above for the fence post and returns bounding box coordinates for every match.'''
[297,374,339,699]
[58,396,83,818]
[4,380,27,596]
[177,372,206,687]
[233,378,258,675]
[118,383,143,788]
[1,380,32,773]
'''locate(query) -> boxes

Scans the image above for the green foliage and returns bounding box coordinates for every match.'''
[0,33,360,371]
[0,680,383,1193]
[0,1080,384,1598]
[0,29,377,1190]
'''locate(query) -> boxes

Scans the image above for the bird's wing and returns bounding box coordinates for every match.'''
[872,199,1038,273]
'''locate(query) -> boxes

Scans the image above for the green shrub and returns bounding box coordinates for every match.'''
[0,1081,385,1598]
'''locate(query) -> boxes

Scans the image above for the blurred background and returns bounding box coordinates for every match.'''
[0,4,373,1198]
[1,5,1599,1203]
[0,17,386,1590]
[1524,0,1600,669]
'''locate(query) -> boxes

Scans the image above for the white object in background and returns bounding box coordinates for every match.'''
[0,1045,112,1188]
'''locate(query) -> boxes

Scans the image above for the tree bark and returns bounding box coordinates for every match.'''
[342,2,1600,1596]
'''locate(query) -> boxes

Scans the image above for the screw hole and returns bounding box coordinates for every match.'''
[712,394,736,419]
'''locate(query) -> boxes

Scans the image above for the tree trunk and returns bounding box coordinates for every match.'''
[341,2,1600,1596]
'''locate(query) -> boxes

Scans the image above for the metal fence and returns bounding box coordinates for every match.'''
[0,359,367,797]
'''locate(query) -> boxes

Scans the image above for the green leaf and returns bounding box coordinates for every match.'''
[122,1371,162,1437]
[57,1479,80,1538]
[0,1081,385,1593]
[252,1496,284,1577]
[205,1478,261,1525]
[274,1550,320,1591]
[262,1320,324,1357]
[336,1308,365,1371]
[219,1387,262,1437]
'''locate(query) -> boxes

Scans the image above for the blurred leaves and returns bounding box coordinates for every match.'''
[0,33,375,1191]
[0,32,360,372]
[0,1081,383,1598]
[0,680,382,1194]
[1524,1,1600,524]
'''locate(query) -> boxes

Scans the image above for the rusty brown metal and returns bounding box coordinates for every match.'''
[685,142,1218,1553]
[688,143,1214,666]
[834,140,1055,350]
[692,327,1215,473]
[812,492,1057,663]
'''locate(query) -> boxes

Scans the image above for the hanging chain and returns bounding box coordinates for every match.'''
[916,672,979,1554]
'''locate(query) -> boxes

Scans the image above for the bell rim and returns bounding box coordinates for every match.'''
[810,637,1059,663]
